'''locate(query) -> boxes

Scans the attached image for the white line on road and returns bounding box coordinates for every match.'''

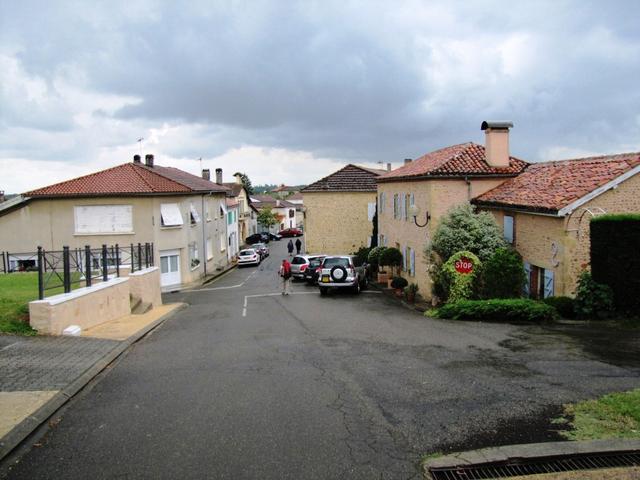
[242,291,316,317]
[184,269,259,293]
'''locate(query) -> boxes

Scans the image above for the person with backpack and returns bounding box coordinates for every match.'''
[287,239,294,256]
[295,238,302,255]
[279,258,292,295]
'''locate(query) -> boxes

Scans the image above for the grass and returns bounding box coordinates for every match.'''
[0,273,39,335]
[555,388,640,441]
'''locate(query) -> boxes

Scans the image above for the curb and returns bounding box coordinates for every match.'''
[0,302,188,461]
[423,439,640,477]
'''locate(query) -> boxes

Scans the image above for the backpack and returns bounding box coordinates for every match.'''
[282,262,292,279]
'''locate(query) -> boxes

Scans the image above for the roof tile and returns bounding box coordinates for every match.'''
[302,164,385,193]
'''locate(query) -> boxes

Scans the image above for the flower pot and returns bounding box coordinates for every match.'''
[377,272,389,284]
[387,278,393,289]
[394,289,403,298]
[406,293,415,303]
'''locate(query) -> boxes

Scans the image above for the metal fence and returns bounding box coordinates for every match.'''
[1,243,153,300]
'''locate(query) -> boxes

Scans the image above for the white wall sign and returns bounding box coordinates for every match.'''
[74,205,133,234]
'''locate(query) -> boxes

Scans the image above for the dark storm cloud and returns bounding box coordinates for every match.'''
[2,0,640,165]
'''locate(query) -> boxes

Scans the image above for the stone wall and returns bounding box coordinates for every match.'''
[128,267,163,308]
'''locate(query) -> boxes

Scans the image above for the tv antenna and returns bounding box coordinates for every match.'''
[137,137,144,154]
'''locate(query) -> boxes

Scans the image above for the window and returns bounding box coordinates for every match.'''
[74,205,133,234]
[160,203,183,227]
[404,194,410,221]
[393,194,398,219]
[206,237,213,260]
[227,211,234,225]
[367,202,376,222]
[409,247,416,277]
[189,242,200,269]
[402,245,407,271]
[219,204,225,219]
[189,204,201,225]
[504,215,514,244]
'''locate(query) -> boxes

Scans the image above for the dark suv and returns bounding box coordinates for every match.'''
[303,257,327,285]
[318,255,368,295]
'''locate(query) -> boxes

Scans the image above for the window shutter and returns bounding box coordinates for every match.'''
[543,270,554,298]
[504,215,514,244]
[160,203,184,227]
[403,246,407,271]
[523,262,531,297]
[410,248,415,276]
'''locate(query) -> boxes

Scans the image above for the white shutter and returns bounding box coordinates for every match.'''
[367,202,376,221]
[160,203,184,227]
[190,204,201,223]
[523,262,531,297]
[403,246,407,271]
[410,248,416,276]
[504,215,514,244]
[543,270,554,298]
[400,193,406,220]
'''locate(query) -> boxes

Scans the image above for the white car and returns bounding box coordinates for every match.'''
[238,249,261,266]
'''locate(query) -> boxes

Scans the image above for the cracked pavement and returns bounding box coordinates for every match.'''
[4,240,640,479]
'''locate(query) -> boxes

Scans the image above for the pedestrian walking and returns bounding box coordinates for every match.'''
[279,259,292,295]
[295,238,302,255]
[287,239,294,256]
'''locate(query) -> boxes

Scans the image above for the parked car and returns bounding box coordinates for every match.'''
[278,228,303,237]
[262,232,282,241]
[246,233,270,244]
[253,242,269,259]
[302,256,327,285]
[238,248,261,266]
[290,254,326,280]
[318,255,368,295]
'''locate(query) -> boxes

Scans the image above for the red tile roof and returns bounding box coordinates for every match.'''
[377,142,528,182]
[302,164,386,193]
[472,152,640,214]
[25,162,228,197]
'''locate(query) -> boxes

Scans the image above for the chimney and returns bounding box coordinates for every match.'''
[133,154,141,164]
[404,158,412,165]
[215,168,223,184]
[234,173,243,185]
[481,121,513,168]
[145,154,154,168]
[202,169,211,181]
[387,163,392,171]
[276,200,281,207]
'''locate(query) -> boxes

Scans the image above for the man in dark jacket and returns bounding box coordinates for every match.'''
[295,238,302,255]
[287,239,294,256]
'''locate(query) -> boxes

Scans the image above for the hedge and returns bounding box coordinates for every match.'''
[431,299,557,323]
[590,215,640,312]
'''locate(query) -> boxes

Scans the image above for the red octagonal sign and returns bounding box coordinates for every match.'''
[455,256,474,274]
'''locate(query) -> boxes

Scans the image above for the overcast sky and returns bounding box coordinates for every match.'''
[1,1,639,193]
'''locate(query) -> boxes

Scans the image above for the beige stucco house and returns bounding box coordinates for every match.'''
[472,152,640,298]
[0,154,230,289]
[376,122,528,299]
[219,170,253,243]
[302,164,386,254]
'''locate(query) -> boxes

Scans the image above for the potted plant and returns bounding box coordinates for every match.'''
[379,247,403,287]
[404,283,419,303]
[390,276,408,297]
[368,246,388,283]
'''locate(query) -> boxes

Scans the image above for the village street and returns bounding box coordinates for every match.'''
[4,240,640,480]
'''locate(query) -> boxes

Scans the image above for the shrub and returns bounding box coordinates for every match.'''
[430,204,506,262]
[542,296,576,319]
[440,251,481,303]
[590,215,640,312]
[390,277,408,289]
[481,247,526,299]
[405,283,419,294]
[432,299,557,323]
[574,271,614,320]
[352,246,371,266]
[368,246,386,268]
[379,247,403,268]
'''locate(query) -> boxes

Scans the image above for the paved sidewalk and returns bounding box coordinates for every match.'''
[0,303,185,460]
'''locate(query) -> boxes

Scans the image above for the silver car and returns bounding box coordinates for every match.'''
[252,242,269,259]
[318,255,368,295]
[290,254,325,279]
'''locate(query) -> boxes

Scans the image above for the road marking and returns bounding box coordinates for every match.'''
[184,269,259,293]
[242,291,316,317]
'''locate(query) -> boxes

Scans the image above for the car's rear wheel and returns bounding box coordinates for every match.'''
[320,287,328,296]
[352,280,360,294]
[361,275,368,290]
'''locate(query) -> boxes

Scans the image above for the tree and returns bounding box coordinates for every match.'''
[480,247,526,299]
[257,207,278,230]
[430,204,506,262]
[234,172,254,194]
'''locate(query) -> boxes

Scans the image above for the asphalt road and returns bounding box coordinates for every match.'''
[3,239,640,479]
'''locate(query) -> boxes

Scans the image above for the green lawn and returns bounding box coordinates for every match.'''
[555,388,640,440]
[0,273,40,335]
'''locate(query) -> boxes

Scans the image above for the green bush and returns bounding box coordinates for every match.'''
[352,246,371,266]
[390,277,408,289]
[542,296,576,319]
[379,247,403,268]
[481,247,526,299]
[430,204,506,262]
[440,251,481,303]
[432,299,557,323]
[574,271,614,319]
[367,246,387,272]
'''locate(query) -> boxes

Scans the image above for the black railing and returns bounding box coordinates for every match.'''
[1,243,154,299]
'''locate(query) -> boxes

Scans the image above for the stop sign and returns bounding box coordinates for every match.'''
[455,256,474,274]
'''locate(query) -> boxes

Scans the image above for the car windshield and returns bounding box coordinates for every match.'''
[323,257,350,268]
[239,250,255,256]
[309,260,322,268]
[291,256,306,265]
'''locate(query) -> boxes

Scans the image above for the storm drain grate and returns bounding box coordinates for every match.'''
[429,451,640,479]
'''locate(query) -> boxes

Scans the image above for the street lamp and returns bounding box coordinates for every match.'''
[409,204,430,228]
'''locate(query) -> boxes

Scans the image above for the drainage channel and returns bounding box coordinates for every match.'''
[428,450,640,479]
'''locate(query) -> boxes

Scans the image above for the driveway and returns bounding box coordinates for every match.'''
[3,239,640,479]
